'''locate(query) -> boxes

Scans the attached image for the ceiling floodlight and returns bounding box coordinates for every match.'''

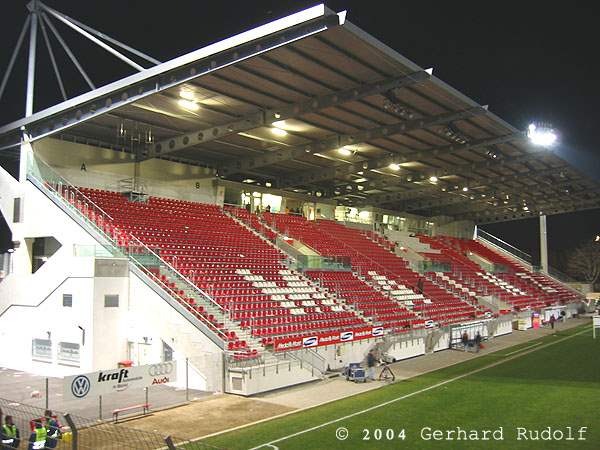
[178,99,199,111]
[389,163,400,171]
[429,176,438,183]
[271,127,288,137]
[462,186,469,192]
[338,146,352,156]
[179,88,195,100]
[527,123,557,147]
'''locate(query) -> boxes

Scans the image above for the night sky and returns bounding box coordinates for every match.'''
[0,1,598,264]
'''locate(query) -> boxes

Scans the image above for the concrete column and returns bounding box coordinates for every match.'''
[19,140,33,183]
[539,214,548,274]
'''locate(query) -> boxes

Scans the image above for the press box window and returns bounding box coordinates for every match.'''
[63,294,73,307]
[104,294,119,307]
[58,342,80,366]
[32,339,52,362]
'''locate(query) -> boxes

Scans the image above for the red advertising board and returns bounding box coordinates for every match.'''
[273,326,385,352]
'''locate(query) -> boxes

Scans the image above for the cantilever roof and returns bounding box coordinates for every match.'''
[1,3,598,223]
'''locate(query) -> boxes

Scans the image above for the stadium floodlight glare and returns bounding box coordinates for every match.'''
[527,123,557,147]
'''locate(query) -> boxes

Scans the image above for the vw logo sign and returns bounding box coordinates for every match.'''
[148,362,174,377]
[71,375,91,398]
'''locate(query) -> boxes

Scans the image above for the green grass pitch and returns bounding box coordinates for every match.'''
[203,324,599,450]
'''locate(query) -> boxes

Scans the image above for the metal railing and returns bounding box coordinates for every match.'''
[277,347,328,376]
[27,154,231,343]
[476,228,533,265]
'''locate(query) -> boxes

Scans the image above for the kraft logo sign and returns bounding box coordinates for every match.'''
[71,375,91,398]
[372,327,384,337]
[302,336,318,347]
[340,331,354,342]
[98,368,129,384]
[148,362,174,377]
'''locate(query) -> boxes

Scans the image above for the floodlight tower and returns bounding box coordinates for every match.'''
[528,122,559,274]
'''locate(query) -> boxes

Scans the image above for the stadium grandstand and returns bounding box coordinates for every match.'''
[0,0,596,405]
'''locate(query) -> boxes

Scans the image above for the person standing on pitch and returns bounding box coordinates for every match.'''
[549,314,556,330]
[461,331,469,351]
[474,331,482,353]
[1,415,20,449]
[366,349,377,381]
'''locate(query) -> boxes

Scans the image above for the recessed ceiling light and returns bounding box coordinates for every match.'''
[338,146,352,156]
[429,176,438,183]
[389,163,400,171]
[462,187,469,192]
[265,182,272,188]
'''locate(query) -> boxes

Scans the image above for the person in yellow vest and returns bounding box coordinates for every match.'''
[42,411,60,450]
[27,422,45,450]
[1,415,20,449]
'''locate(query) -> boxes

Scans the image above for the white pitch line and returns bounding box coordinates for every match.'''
[503,341,543,356]
[249,327,589,450]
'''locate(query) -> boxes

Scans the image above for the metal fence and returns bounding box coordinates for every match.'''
[0,359,209,423]
[0,397,221,450]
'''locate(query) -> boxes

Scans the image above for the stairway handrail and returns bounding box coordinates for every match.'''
[28,154,225,315]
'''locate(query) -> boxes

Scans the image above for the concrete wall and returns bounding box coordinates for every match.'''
[128,273,224,392]
[433,216,476,239]
[387,336,426,360]
[34,138,219,204]
[226,362,318,396]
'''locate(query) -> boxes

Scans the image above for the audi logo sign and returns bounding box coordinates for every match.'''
[148,362,174,377]
[63,361,178,400]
